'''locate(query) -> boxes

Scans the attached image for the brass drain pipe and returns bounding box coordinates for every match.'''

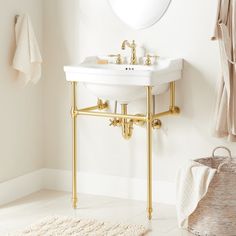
[121,104,133,140]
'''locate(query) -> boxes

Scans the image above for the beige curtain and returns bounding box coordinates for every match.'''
[213,0,236,141]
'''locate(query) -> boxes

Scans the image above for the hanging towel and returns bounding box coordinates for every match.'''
[212,0,236,141]
[12,14,42,85]
[176,160,216,229]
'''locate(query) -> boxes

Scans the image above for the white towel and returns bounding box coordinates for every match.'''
[12,14,42,85]
[176,160,216,229]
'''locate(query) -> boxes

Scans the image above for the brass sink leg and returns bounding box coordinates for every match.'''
[71,82,78,209]
[146,86,153,220]
[170,81,180,114]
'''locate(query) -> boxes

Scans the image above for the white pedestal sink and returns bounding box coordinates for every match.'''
[64,56,183,104]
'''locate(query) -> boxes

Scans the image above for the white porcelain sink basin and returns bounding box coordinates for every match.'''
[64,57,183,104]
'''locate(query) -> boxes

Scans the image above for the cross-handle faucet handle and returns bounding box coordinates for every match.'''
[109,118,121,127]
[145,54,159,66]
[108,54,122,64]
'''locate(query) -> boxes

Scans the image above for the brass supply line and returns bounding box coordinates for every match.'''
[109,101,121,127]
[109,103,134,139]
[121,40,137,65]
[121,104,133,140]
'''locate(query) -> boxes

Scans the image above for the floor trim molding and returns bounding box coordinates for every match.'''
[0,170,43,206]
[0,168,176,206]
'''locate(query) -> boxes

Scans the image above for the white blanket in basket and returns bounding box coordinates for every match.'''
[176,160,216,228]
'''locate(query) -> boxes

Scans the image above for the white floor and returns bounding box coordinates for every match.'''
[0,190,193,236]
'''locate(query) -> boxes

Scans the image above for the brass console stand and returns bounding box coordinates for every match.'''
[70,81,179,220]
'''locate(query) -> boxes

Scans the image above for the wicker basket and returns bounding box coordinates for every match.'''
[188,146,236,236]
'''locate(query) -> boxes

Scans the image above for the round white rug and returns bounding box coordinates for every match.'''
[7,216,148,236]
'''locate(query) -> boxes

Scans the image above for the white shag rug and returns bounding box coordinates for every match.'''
[7,216,148,236]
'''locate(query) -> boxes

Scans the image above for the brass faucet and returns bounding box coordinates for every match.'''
[121,40,137,65]
[145,54,159,66]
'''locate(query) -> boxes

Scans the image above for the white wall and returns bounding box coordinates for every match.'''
[43,0,236,199]
[0,0,43,183]
[42,0,79,172]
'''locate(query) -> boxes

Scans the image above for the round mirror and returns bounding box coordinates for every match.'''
[108,0,172,30]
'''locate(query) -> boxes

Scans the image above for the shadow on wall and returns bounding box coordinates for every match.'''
[150,60,217,159]
[180,61,216,119]
[180,60,217,140]
[9,17,17,78]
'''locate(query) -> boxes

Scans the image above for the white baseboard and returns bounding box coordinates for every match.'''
[0,168,176,206]
[0,169,43,206]
[42,169,176,205]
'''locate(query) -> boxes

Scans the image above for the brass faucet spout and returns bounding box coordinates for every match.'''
[121,40,137,65]
[121,40,129,50]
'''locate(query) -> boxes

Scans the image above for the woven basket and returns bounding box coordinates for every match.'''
[188,146,236,236]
